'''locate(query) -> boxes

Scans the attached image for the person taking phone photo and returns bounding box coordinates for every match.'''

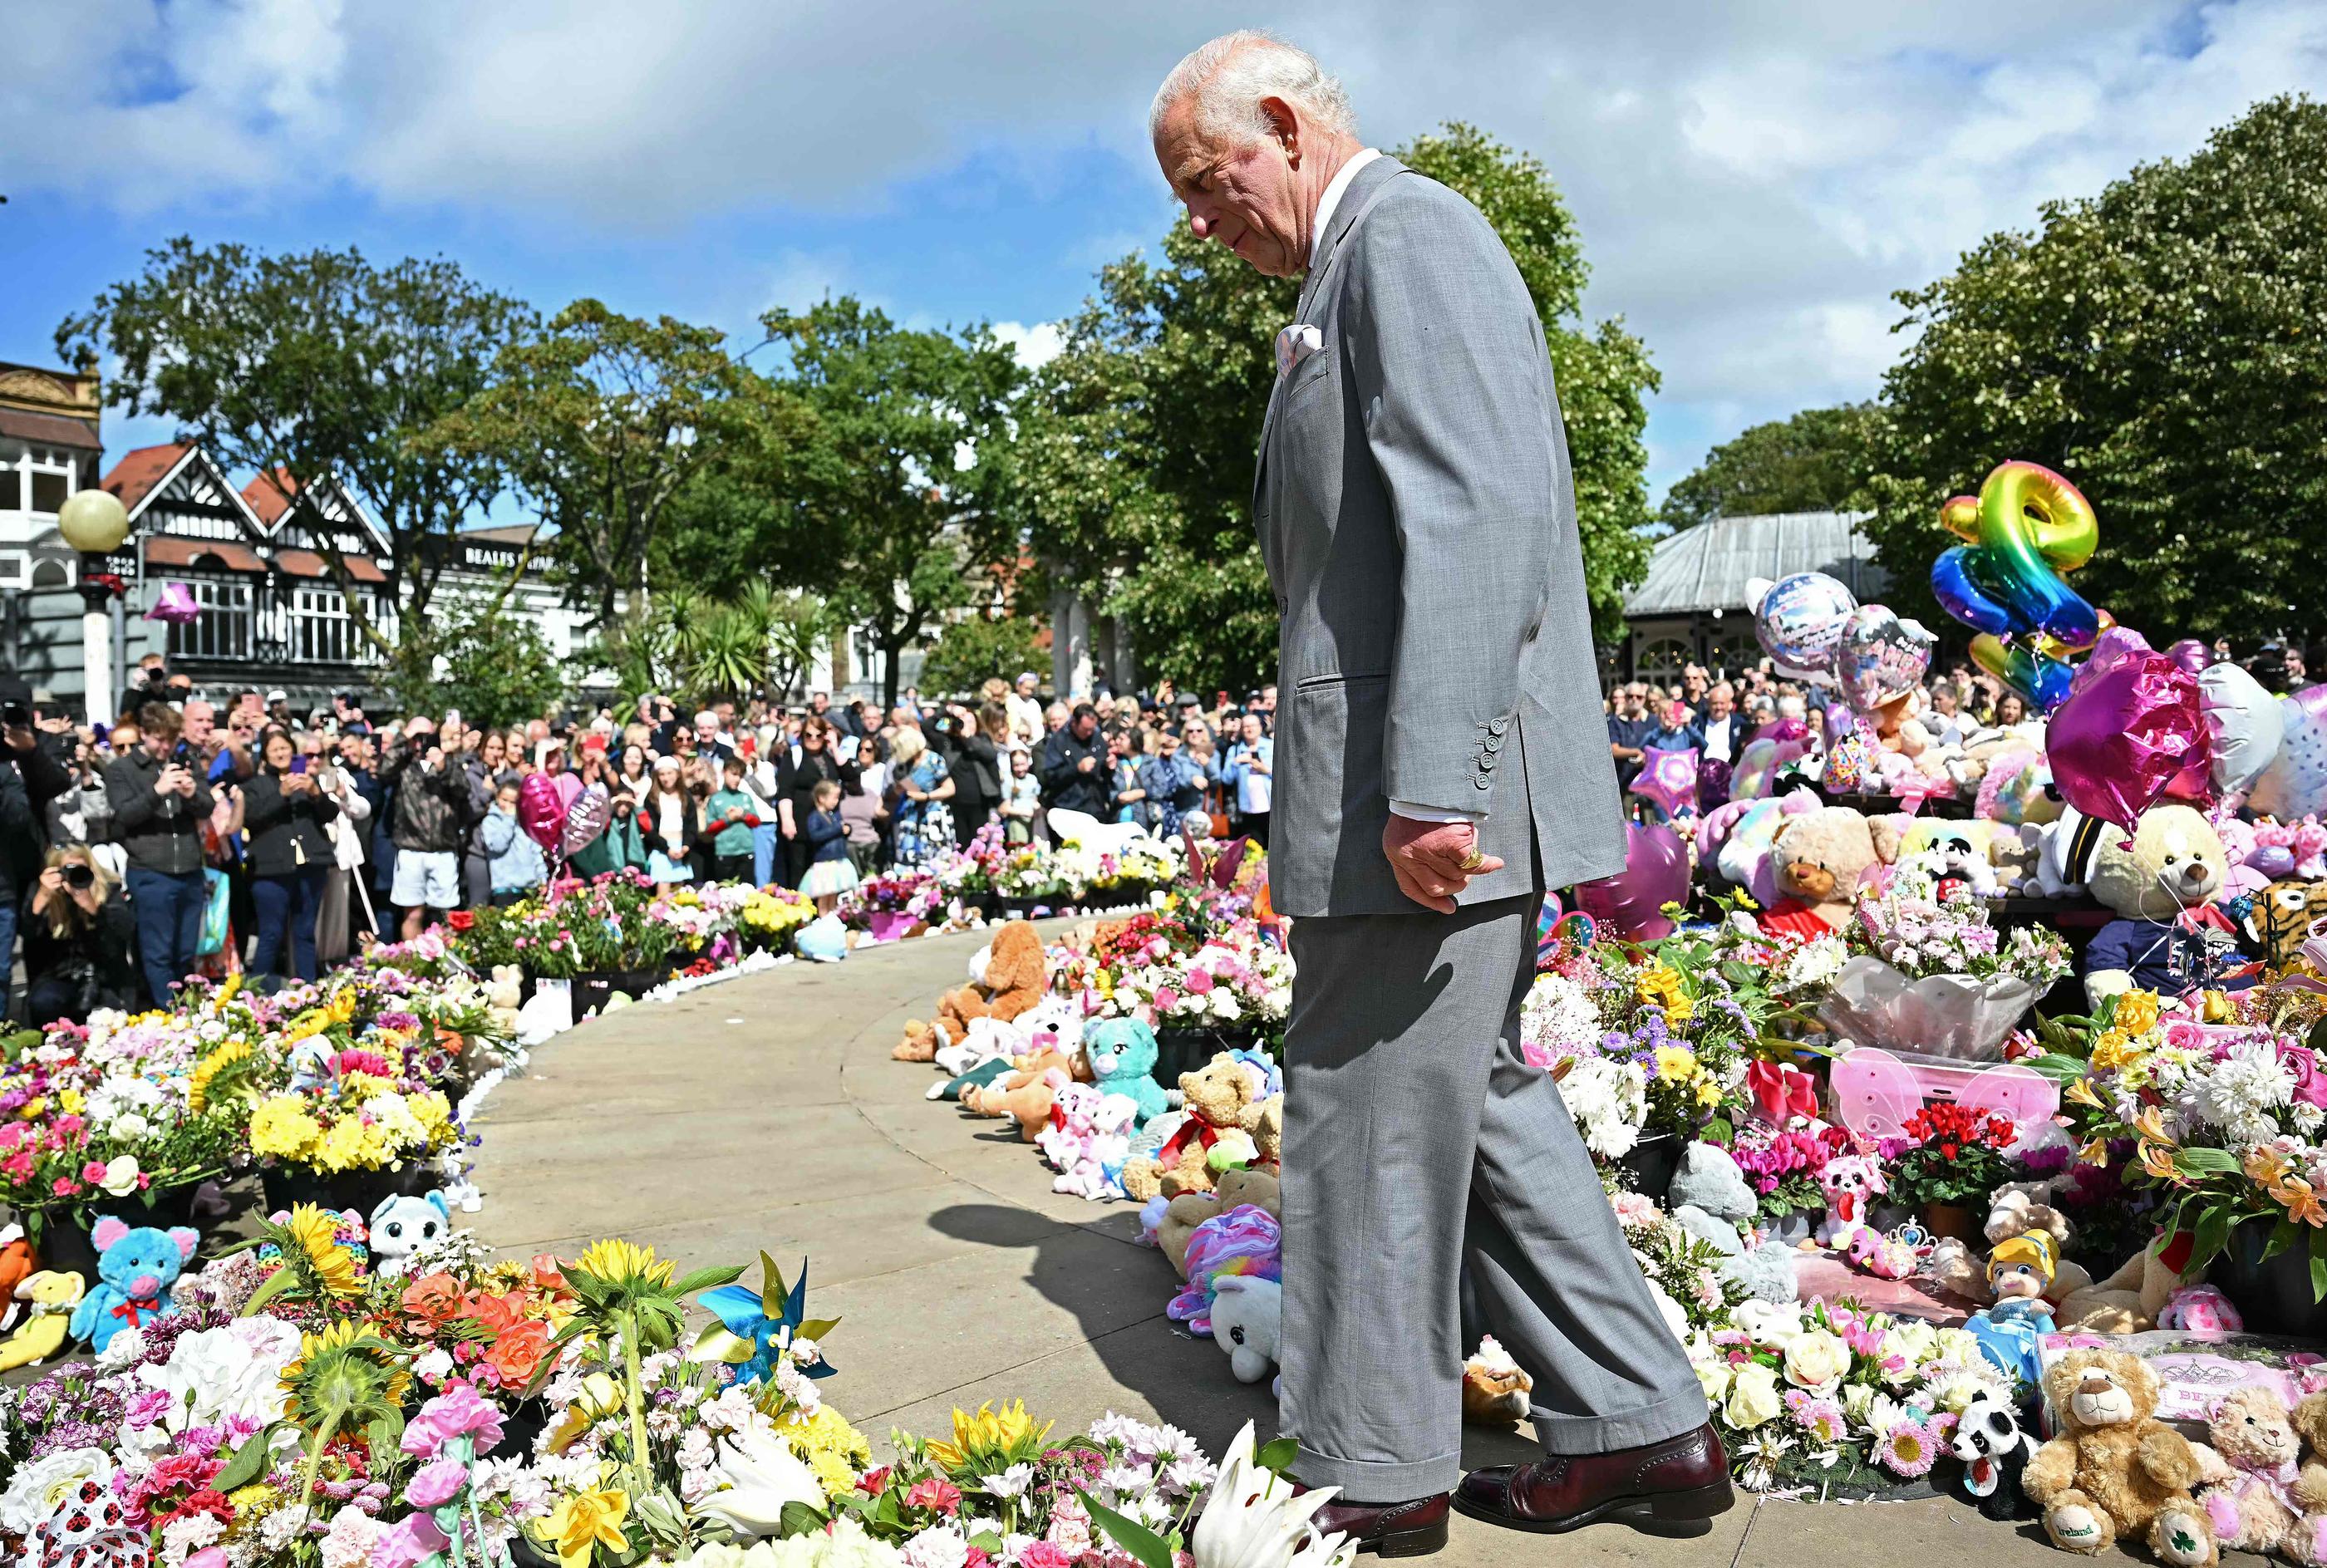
[102,702,214,1005]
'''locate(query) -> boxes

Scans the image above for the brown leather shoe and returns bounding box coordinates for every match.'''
[1297,1491,1451,1557]
[1453,1423,1734,1536]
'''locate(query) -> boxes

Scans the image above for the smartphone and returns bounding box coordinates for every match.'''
[290,757,309,774]
[1,701,28,728]
[171,740,194,765]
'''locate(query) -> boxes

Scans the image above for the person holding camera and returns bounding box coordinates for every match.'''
[242,727,341,982]
[381,715,476,941]
[104,701,215,1005]
[1,681,75,1016]
[22,845,136,1025]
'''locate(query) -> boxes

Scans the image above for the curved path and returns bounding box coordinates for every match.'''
[469,925,2168,1568]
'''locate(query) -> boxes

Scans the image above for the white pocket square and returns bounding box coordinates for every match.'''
[1274,322,1323,378]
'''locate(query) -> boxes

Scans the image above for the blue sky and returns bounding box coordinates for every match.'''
[6,0,2325,507]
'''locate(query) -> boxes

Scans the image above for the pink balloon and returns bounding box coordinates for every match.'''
[2165,637,2212,676]
[518,771,565,852]
[563,789,611,858]
[554,771,583,812]
[143,581,204,626]
[2046,646,2212,832]
[1571,823,1690,940]
[1630,748,1698,819]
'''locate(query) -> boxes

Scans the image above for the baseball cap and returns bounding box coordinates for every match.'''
[265,689,287,704]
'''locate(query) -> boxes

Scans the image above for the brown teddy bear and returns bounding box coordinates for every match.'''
[895,922,1049,1061]
[1155,1167,1282,1277]
[2191,1386,2316,1561]
[1754,806,1904,941]
[2024,1348,2217,1565]
[1121,1053,1262,1203]
[2056,1233,2199,1335]
[1461,1335,1535,1428]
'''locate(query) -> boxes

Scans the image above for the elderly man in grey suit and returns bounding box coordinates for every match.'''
[1150,33,1729,1555]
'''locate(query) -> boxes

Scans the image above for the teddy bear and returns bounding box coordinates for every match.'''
[367,1192,452,1276]
[0,1269,86,1372]
[895,920,1048,1060]
[1084,1017,1169,1127]
[1154,1167,1282,1277]
[484,964,524,1032]
[1036,1082,1103,1172]
[1210,1274,1282,1384]
[1461,1335,1536,1427]
[1053,1094,1141,1202]
[1815,1152,1888,1248]
[2288,1392,2327,1532]
[2024,1347,2218,1564]
[2191,1386,2317,1561]
[961,1040,1090,1118]
[1666,1142,1798,1304]
[2074,804,2251,1006]
[70,1217,199,1354]
[1121,1052,1263,1202]
[1954,1386,2043,1521]
[2056,1232,2201,1335]
[991,1068,1070,1143]
[1755,807,1905,941]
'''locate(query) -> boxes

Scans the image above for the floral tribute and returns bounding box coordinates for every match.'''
[452,872,816,981]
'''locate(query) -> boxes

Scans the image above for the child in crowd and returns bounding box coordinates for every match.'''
[705,756,760,884]
[839,767,887,875]
[799,778,859,912]
[1001,743,1040,845]
[478,775,547,906]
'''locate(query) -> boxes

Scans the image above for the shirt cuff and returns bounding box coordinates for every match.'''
[1389,799,1485,824]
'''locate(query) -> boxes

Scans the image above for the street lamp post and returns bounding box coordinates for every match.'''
[57,489,131,726]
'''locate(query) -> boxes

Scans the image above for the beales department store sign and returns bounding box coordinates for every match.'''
[419,533,528,575]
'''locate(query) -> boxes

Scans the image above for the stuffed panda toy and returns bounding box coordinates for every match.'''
[368,1192,453,1276]
[1950,1388,2039,1521]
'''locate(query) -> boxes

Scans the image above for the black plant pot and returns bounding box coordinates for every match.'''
[1614,1133,1684,1199]
[2214,1220,2327,1339]
[1153,1027,1266,1085]
[27,1182,208,1282]
[258,1162,439,1223]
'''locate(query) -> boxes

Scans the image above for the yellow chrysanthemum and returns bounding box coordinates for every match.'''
[224,1483,281,1538]
[570,1239,675,1290]
[248,1096,322,1161]
[409,1090,455,1144]
[2113,989,2161,1037]
[314,1118,376,1174]
[779,1405,873,1499]
[283,1203,362,1296]
[1653,1046,1698,1084]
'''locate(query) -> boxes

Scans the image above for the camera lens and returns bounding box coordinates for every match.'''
[63,863,94,889]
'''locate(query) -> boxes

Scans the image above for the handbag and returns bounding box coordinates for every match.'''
[195,867,232,957]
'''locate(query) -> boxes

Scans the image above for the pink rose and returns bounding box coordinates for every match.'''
[81,1160,109,1183]
[2281,1044,2327,1110]
[1021,1544,1073,1568]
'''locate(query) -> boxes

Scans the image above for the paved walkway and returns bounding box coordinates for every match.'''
[470,924,2223,1568]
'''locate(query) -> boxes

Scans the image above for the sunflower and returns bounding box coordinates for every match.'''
[570,1239,676,1291]
[927,1400,1054,1473]
[188,1037,254,1115]
[279,1320,409,1429]
[282,1203,363,1297]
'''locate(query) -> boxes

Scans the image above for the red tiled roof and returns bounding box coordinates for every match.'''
[145,536,265,573]
[100,444,194,515]
[273,548,386,584]
[242,469,300,525]
[0,408,102,450]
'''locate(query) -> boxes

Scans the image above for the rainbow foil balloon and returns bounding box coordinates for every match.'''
[1928,460,2102,710]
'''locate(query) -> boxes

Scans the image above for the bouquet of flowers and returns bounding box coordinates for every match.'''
[1731,1125,1855,1225]
[1689,1296,2012,1492]
[1879,1103,2020,1212]
[1608,1187,1749,1335]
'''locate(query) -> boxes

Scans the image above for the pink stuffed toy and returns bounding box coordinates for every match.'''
[1053,1094,1139,1202]
[1847,1226,1920,1280]
[1036,1083,1102,1173]
[1816,1153,1888,1249]
[1168,1205,1282,1336]
[2157,1284,2244,1335]
[2295,820,2327,882]
[2253,819,2300,878]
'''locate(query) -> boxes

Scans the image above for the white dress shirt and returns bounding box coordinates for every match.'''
[1307,149,1479,829]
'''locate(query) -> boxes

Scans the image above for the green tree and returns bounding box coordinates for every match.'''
[382,600,566,729]
[918,612,1049,698]
[430,300,753,629]
[1859,94,2327,645]
[1660,404,1878,528]
[756,297,1024,705]
[57,240,536,651]
[598,583,838,707]
[1012,122,1657,694]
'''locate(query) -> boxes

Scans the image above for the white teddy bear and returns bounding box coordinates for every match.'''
[1210,1275,1283,1384]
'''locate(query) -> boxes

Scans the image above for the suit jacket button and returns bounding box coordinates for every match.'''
[1483,736,1503,754]
[1274,594,1288,615]
[1473,775,1492,789]
[1489,719,1509,735]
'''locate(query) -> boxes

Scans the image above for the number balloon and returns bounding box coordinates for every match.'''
[1930,460,2102,710]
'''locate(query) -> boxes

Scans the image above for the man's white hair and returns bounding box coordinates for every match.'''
[1149,30,1356,145]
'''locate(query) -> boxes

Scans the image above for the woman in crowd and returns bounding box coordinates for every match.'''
[639,755,700,886]
[460,729,510,907]
[946,703,1005,846]
[1993,691,2031,731]
[744,729,790,887]
[479,774,548,905]
[850,734,888,801]
[1108,727,1151,827]
[1139,725,1205,836]
[782,718,844,886]
[242,725,339,983]
[886,727,954,868]
[1181,717,1230,828]
[307,731,375,966]
[617,741,653,798]
[21,844,137,1026]
[1644,700,1698,752]
[799,778,859,912]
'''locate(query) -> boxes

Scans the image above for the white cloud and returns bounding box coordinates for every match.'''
[10,0,2326,496]
[991,320,1065,371]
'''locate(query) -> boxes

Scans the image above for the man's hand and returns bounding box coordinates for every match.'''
[2,722,32,753]
[1076,755,1097,773]
[1383,815,1502,915]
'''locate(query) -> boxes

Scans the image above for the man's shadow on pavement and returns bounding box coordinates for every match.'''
[924,1201,1541,1476]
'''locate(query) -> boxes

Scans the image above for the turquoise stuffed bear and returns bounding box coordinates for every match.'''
[70,1216,198,1354]
[1085,1018,1168,1127]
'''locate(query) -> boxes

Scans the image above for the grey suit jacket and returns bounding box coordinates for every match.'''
[1255,155,1626,917]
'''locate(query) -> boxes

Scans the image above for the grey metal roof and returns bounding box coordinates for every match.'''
[1623,510,1887,617]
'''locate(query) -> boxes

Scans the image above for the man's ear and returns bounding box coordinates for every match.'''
[1259,95,1300,155]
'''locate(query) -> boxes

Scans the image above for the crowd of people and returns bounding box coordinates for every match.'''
[0,660,1295,1030]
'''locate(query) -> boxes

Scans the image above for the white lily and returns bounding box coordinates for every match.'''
[1190,1423,1354,1568]
[689,1426,826,1539]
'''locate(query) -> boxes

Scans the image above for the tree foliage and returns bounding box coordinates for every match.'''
[751,297,1024,705]
[1659,404,1878,528]
[381,599,566,730]
[57,240,535,650]
[918,613,1048,699]
[1011,122,1657,695]
[1858,94,2327,645]
[600,582,839,707]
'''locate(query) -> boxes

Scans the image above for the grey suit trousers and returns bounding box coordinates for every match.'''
[1278,894,1708,1500]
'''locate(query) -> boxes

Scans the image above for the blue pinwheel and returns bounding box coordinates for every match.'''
[695,1251,839,1385]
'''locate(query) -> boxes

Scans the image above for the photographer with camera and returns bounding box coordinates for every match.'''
[242,726,340,982]
[21,845,135,1026]
[1,678,75,1017]
[381,715,477,941]
[103,701,215,1006]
